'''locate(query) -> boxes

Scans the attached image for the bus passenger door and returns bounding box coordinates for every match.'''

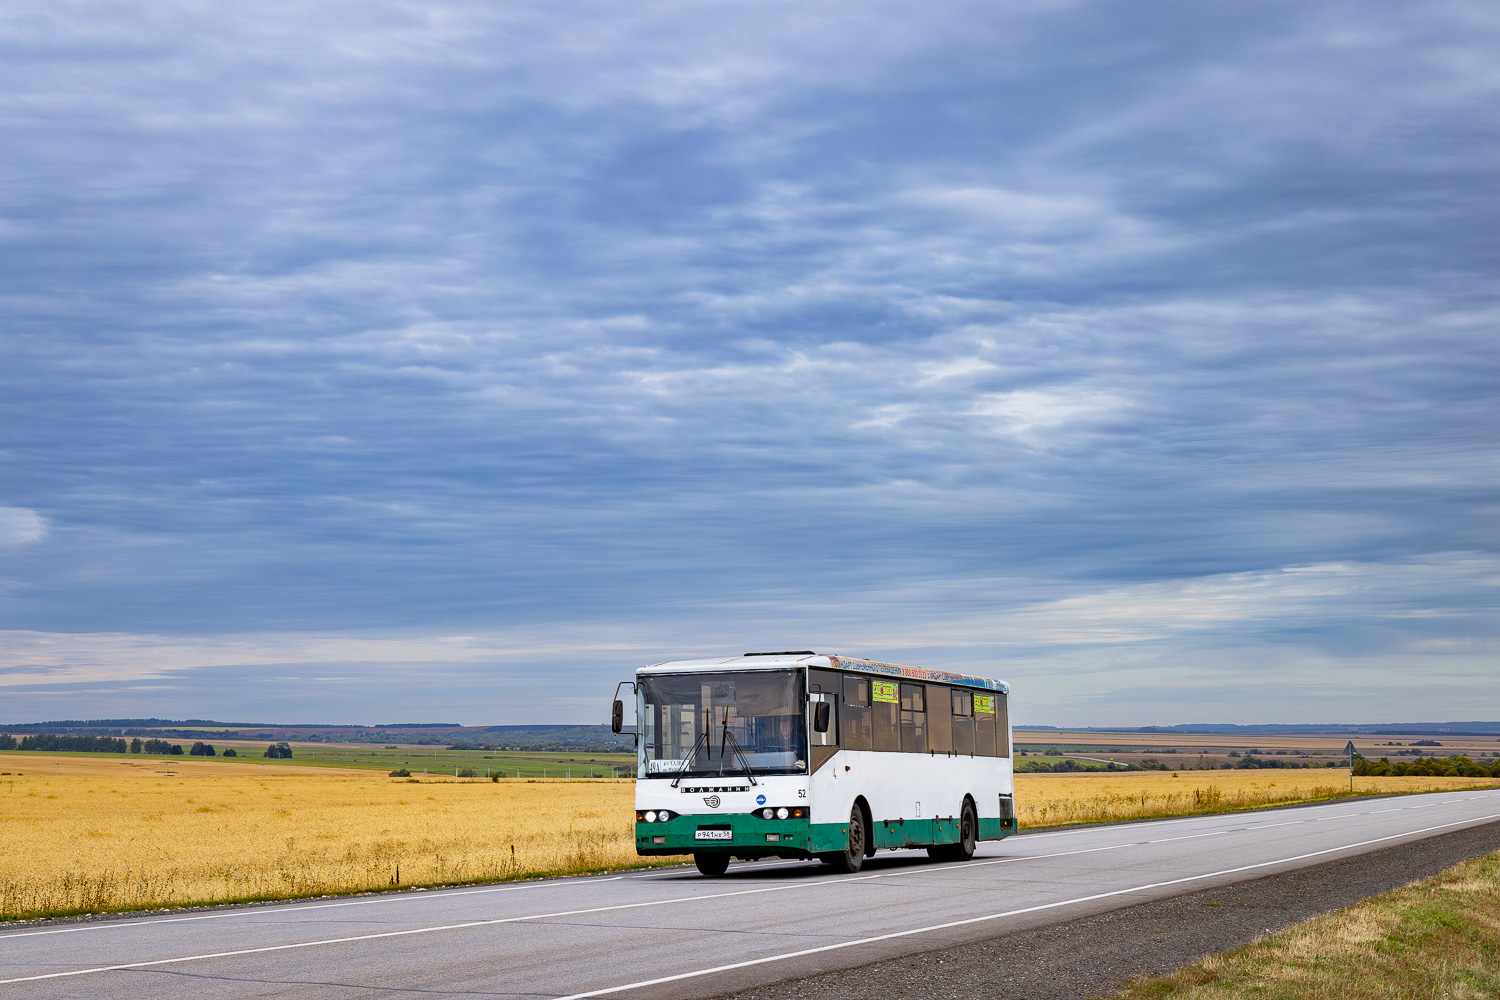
[807,669,840,773]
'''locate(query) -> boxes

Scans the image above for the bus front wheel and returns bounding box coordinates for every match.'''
[823,806,866,874]
[694,853,730,877]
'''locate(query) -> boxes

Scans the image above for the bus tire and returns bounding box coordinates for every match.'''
[694,853,730,877]
[823,805,866,873]
[929,799,977,862]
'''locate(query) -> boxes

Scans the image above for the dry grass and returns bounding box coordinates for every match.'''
[0,771,665,920]
[1111,847,1500,999]
[4,759,1497,921]
[1014,769,1500,828]
[0,754,319,778]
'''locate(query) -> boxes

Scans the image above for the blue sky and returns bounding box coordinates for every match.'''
[1,1,1497,726]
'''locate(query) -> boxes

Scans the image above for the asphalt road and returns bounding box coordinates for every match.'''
[4,788,1499,1000]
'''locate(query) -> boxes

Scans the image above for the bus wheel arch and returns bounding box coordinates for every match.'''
[822,799,870,872]
[956,795,978,858]
[853,796,875,857]
[929,795,978,862]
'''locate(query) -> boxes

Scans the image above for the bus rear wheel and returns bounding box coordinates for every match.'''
[694,852,730,877]
[823,805,866,873]
[928,800,977,862]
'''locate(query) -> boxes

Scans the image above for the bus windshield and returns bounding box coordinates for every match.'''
[639,670,805,777]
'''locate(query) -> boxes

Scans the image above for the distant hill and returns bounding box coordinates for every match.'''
[0,719,631,752]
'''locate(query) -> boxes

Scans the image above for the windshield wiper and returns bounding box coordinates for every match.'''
[717,707,758,786]
[670,726,711,788]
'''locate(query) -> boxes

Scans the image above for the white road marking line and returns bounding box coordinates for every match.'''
[0,834,1224,985]
[1002,790,1492,842]
[0,820,1224,946]
[548,808,1500,1000]
[0,876,631,940]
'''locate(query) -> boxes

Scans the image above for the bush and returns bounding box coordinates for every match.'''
[388,768,412,777]
[457,767,477,778]
[168,744,183,755]
[1016,758,1100,773]
[188,741,216,756]
[491,772,501,782]
[264,742,293,759]
[1353,755,1500,778]
[222,748,237,757]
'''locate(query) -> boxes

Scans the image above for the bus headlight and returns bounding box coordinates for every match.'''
[643,810,657,823]
[776,807,789,819]
[656,810,674,822]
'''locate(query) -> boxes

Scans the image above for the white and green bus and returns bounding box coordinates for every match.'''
[610,651,1016,876]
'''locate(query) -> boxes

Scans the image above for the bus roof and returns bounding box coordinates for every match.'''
[636,653,1008,693]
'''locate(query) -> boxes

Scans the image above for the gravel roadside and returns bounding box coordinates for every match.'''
[707,819,1500,1000]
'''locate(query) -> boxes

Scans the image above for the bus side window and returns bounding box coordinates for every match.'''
[871,679,901,752]
[974,692,998,757]
[808,669,840,747]
[899,683,927,754]
[928,684,953,754]
[951,689,974,756]
[996,692,1011,758]
[841,675,872,751]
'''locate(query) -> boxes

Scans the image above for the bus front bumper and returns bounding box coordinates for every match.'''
[636,814,816,856]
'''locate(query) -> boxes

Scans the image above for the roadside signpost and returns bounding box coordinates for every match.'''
[1345,740,1357,790]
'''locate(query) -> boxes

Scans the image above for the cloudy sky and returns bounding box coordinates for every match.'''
[2,1,1497,726]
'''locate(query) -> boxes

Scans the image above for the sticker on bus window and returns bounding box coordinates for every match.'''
[872,681,898,703]
[974,694,995,714]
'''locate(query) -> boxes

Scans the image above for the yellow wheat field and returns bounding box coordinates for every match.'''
[0,771,649,920]
[3,760,1497,920]
[1014,769,1499,828]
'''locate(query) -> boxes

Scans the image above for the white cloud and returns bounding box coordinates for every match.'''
[969,386,1132,447]
[0,508,47,546]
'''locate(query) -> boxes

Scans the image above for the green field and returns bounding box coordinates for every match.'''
[0,744,637,777]
[270,745,638,777]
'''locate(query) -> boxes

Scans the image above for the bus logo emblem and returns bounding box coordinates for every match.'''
[704,795,721,808]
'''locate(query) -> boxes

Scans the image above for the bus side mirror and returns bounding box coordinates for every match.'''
[611,700,624,734]
[813,701,831,733]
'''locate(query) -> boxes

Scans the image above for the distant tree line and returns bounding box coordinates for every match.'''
[1016,758,1109,773]
[0,733,129,752]
[1354,755,1500,778]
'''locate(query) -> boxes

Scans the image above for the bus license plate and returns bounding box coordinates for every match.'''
[694,829,732,840]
